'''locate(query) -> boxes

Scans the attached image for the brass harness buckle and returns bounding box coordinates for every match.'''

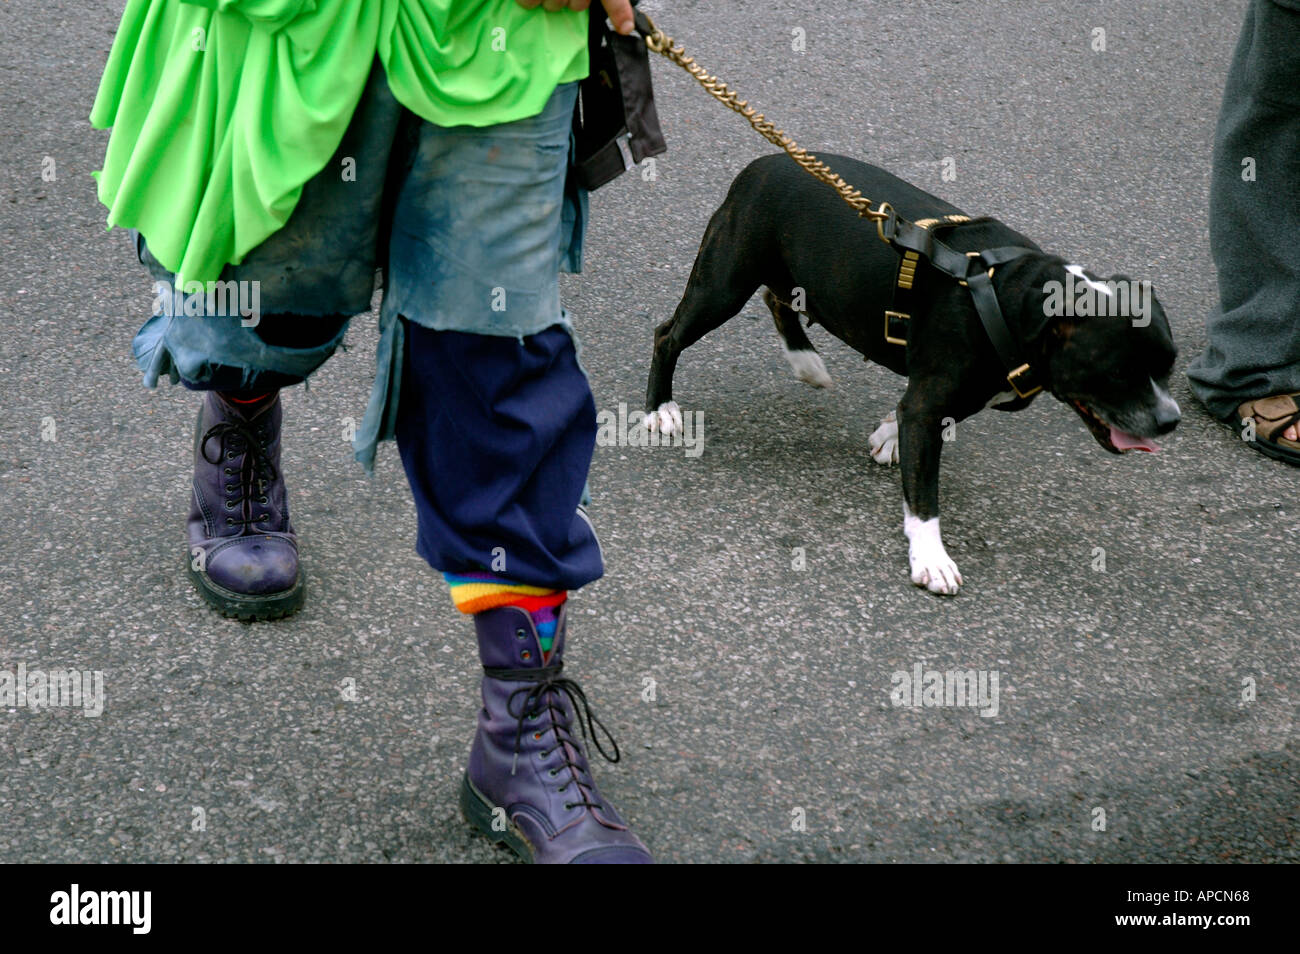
[1007,363,1042,399]
[884,311,910,347]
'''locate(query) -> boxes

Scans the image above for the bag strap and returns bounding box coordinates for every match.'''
[573,2,668,190]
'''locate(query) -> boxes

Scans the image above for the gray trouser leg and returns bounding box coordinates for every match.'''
[1187,0,1300,420]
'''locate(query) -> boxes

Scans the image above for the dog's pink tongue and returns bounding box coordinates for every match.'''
[1110,426,1158,453]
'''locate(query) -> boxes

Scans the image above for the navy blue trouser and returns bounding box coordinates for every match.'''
[393,320,604,591]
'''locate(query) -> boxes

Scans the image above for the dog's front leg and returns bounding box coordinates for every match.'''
[896,391,963,595]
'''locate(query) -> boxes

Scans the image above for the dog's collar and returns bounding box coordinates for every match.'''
[880,213,1042,399]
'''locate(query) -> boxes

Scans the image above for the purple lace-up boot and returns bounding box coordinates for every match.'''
[460,605,653,863]
[186,392,303,621]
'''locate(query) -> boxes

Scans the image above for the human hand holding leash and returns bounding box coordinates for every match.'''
[515,0,636,36]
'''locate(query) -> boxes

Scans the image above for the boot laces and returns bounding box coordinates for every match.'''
[496,663,621,812]
[201,419,278,530]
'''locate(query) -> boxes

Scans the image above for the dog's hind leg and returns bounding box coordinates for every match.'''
[762,288,833,389]
[646,211,763,435]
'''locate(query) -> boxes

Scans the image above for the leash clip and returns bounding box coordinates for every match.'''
[873,203,896,244]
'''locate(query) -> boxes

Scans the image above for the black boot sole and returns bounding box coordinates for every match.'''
[186,557,305,622]
[459,773,534,863]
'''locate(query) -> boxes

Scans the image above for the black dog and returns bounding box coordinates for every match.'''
[645,153,1179,594]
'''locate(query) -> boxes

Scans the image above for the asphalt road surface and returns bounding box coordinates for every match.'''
[1,0,1295,863]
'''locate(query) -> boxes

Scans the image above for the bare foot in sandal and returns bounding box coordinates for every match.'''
[1236,393,1300,465]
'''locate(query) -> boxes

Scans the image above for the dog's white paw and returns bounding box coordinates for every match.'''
[909,551,963,595]
[644,401,683,436]
[869,411,899,465]
[782,346,833,389]
[904,506,961,595]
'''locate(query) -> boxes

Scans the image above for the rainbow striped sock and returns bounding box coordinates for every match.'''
[444,572,567,655]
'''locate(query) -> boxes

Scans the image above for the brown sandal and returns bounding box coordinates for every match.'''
[1232,393,1300,465]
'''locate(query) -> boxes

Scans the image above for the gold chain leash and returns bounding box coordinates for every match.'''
[640,14,894,237]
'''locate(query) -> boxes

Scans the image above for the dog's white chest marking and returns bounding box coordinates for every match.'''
[903,502,962,595]
[984,390,1018,409]
[1065,264,1113,298]
[869,410,900,465]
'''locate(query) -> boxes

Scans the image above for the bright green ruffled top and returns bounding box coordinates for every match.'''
[90,0,588,285]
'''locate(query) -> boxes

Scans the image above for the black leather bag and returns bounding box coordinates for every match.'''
[572,3,668,190]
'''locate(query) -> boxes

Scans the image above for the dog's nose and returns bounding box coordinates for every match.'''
[1150,382,1181,434]
[1154,403,1180,434]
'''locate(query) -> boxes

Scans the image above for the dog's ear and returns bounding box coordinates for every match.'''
[1108,270,1177,366]
[1004,254,1069,343]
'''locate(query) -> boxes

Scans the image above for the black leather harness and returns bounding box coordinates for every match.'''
[877,211,1043,399]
